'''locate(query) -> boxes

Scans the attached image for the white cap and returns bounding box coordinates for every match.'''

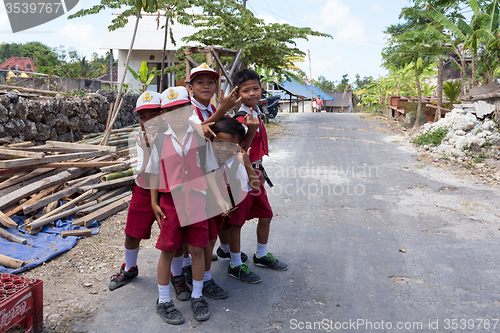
[134,91,161,113]
[160,86,191,108]
[189,63,220,82]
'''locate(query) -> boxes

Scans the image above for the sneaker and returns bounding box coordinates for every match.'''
[191,296,210,322]
[156,299,184,325]
[211,253,218,261]
[108,263,138,291]
[228,262,261,284]
[171,273,191,301]
[253,252,288,271]
[182,265,193,285]
[216,247,248,262]
[202,279,229,299]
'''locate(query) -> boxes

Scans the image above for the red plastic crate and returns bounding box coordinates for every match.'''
[0,273,43,333]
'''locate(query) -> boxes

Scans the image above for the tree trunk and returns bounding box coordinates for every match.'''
[435,58,444,122]
[414,63,422,128]
[101,10,141,146]
[160,12,169,92]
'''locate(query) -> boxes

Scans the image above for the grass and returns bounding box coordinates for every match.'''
[412,126,449,147]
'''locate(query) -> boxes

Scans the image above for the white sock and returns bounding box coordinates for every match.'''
[220,243,230,253]
[182,256,191,267]
[158,284,171,303]
[256,242,267,258]
[230,252,242,267]
[192,280,203,298]
[124,247,139,271]
[171,256,183,277]
[203,270,211,282]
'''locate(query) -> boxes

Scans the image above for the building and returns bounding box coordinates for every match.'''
[325,92,354,113]
[100,13,199,92]
[277,78,334,112]
[0,56,36,72]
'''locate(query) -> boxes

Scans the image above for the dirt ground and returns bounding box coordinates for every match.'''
[7,112,500,332]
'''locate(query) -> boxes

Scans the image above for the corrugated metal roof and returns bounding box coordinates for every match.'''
[325,92,353,107]
[278,78,334,100]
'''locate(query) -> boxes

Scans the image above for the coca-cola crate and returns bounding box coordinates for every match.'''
[0,273,43,333]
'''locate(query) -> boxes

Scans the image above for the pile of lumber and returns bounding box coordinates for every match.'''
[0,134,139,249]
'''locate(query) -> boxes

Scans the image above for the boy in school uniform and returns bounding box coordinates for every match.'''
[228,69,288,273]
[108,91,165,291]
[210,117,263,283]
[148,86,228,324]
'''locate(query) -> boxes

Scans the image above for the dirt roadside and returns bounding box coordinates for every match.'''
[8,112,500,332]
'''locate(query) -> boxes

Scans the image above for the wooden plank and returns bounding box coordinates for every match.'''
[0,148,45,159]
[46,141,117,152]
[0,169,61,198]
[5,183,64,217]
[0,211,18,229]
[0,228,27,245]
[78,175,135,192]
[0,151,109,169]
[22,171,104,214]
[97,186,132,202]
[7,142,32,148]
[61,229,92,238]
[185,54,200,68]
[0,168,84,211]
[0,254,24,269]
[72,194,132,227]
[0,168,54,191]
[27,200,99,230]
[76,191,132,215]
[4,161,122,170]
[35,189,96,221]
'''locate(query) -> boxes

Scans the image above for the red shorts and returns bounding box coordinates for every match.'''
[125,185,155,239]
[156,192,209,252]
[215,194,252,231]
[247,171,273,220]
[208,218,218,240]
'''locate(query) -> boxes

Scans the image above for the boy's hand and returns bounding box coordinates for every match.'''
[152,203,166,225]
[219,86,241,111]
[135,132,157,150]
[201,123,216,140]
[245,108,259,134]
[216,197,231,216]
[236,147,252,167]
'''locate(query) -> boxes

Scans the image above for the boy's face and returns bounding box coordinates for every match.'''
[161,103,192,132]
[138,108,163,134]
[189,73,217,105]
[213,132,241,162]
[236,79,263,109]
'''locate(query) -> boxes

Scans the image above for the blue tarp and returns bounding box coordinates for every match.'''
[0,207,99,274]
[279,78,334,101]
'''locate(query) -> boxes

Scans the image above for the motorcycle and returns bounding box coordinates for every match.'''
[258,90,281,123]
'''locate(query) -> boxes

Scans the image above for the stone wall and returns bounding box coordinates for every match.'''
[10,77,103,92]
[0,90,139,143]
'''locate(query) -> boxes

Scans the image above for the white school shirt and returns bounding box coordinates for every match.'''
[238,104,261,133]
[191,98,214,121]
[145,124,218,176]
[220,155,252,192]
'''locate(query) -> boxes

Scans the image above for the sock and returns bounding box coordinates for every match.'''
[256,242,267,258]
[171,256,183,277]
[182,256,191,267]
[203,270,211,282]
[220,243,230,253]
[124,247,139,271]
[230,252,242,267]
[192,280,203,298]
[158,284,171,303]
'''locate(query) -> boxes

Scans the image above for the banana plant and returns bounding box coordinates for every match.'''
[128,61,160,92]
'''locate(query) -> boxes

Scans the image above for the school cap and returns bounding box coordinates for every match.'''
[134,91,161,113]
[189,63,220,82]
[160,86,191,109]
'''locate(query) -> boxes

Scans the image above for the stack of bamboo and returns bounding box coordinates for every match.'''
[0,132,140,264]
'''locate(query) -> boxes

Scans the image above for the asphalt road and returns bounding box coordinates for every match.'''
[80,113,500,333]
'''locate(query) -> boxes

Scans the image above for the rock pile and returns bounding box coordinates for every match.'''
[416,108,500,159]
[0,90,139,143]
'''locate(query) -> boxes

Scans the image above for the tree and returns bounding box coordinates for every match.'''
[316,76,334,92]
[128,61,161,92]
[183,0,331,76]
[335,74,349,92]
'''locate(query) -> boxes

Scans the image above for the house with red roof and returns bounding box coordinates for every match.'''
[0,56,36,73]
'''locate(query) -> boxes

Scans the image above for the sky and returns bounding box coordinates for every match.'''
[0,0,410,84]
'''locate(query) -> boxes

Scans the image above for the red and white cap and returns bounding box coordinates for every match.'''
[134,91,161,113]
[160,86,191,109]
[189,63,220,82]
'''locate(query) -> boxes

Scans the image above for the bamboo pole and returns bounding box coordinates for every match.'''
[0,228,27,245]
[72,194,132,227]
[78,175,135,192]
[5,183,64,217]
[100,168,134,182]
[35,189,96,221]
[0,254,24,269]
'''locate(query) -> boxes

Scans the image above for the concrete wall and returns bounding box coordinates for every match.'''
[0,90,139,143]
[280,100,314,113]
[9,77,102,92]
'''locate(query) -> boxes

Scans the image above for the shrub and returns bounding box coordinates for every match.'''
[412,127,449,146]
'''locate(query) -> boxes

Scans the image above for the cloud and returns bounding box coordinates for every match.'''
[318,0,367,43]
[257,14,289,25]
